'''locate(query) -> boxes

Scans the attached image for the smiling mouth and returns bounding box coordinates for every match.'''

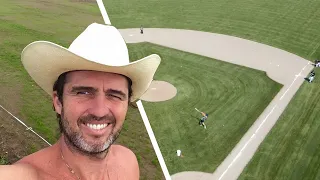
[85,123,111,130]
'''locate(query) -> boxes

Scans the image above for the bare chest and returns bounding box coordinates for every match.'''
[37,164,130,180]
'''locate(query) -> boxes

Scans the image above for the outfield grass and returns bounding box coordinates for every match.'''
[0,1,163,179]
[127,42,282,174]
[239,67,320,180]
[104,0,320,60]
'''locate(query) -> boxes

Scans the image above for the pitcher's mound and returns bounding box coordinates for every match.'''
[140,81,177,102]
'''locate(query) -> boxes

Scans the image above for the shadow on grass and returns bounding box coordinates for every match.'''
[304,77,315,83]
[190,115,200,121]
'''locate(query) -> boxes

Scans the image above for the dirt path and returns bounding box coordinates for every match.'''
[119,28,314,180]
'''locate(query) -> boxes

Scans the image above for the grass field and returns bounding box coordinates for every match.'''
[0,1,163,179]
[2,0,320,178]
[127,43,281,174]
[239,68,320,180]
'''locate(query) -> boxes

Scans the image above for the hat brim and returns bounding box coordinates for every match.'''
[21,41,161,102]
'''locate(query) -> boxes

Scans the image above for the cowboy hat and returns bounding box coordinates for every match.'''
[21,23,161,102]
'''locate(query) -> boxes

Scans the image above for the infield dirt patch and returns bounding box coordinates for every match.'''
[140,80,177,102]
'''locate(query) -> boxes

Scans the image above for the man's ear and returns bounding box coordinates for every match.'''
[53,91,62,114]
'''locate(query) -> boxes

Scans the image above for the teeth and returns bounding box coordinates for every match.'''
[86,123,109,130]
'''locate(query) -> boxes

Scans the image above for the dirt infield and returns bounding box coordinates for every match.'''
[140,81,177,102]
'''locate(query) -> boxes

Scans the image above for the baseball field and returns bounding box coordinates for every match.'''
[127,42,281,174]
[107,0,320,178]
[1,0,320,180]
[239,67,320,180]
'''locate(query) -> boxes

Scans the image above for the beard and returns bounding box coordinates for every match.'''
[58,109,122,156]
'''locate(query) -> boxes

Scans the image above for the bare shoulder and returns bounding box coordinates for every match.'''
[16,144,58,165]
[0,163,39,180]
[0,145,54,180]
[0,145,57,180]
[110,145,139,179]
[111,144,137,158]
[110,144,139,166]
[7,144,59,179]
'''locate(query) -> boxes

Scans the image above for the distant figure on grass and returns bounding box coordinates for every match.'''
[198,112,208,129]
[314,60,320,67]
[306,70,315,83]
[140,25,143,34]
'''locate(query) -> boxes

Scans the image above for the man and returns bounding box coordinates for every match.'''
[199,112,208,129]
[315,60,320,67]
[0,23,161,180]
[308,71,315,83]
[140,25,144,34]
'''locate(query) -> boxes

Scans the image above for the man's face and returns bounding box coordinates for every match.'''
[53,71,129,154]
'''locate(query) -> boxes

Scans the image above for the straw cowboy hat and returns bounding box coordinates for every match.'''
[21,23,161,102]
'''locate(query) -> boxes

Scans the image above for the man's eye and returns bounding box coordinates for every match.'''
[77,91,90,95]
[107,94,122,100]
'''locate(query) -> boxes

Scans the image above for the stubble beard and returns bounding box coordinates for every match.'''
[59,109,122,158]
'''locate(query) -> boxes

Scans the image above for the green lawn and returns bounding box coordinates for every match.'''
[239,68,320,180]
[127,43,281,174]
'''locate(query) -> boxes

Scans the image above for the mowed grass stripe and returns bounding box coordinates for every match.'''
[127,42,281,174]
[239,68,320,180]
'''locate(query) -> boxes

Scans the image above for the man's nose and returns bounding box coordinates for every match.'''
[88,94,111,117]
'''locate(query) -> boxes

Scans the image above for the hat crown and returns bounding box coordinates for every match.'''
[68,23,129,66]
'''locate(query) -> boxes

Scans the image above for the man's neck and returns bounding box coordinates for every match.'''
[59,136,111,180]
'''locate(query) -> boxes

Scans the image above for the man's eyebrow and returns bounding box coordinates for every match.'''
[106,89,127,99]
[70,86,98,92]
